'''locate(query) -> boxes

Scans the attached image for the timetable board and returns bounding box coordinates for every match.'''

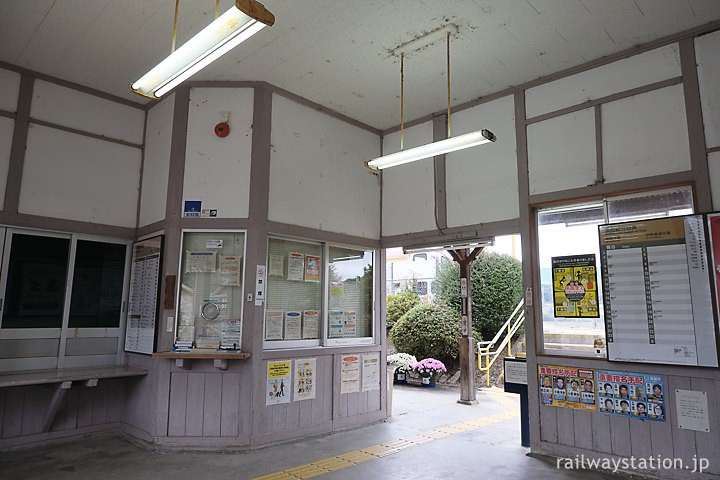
[599,216,718,367]
[125,236,163,355]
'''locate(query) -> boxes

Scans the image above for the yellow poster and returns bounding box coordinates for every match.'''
[551,254,599,318]
[267,360,291,405]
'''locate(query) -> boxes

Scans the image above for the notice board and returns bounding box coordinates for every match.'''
[599,215,717,367]
[125,235,163,355]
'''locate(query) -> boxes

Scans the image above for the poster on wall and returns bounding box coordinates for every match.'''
[269,254,284,276]
[362,353,380,392]
[538,365,597,412]
[551,255,599,318]
[185,251,216,273]
[596,370,665,421]
[305,255,321,282]
[599,216,717,367]
[125,236,163,355]
[294,358,316,401]
[340,355,360,394]
[266,360,292,405]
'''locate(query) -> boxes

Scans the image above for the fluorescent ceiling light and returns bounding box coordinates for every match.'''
[366,129,496,170]
[131,0,274,99]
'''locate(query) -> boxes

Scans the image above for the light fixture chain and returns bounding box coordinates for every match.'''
[447,31,451,138]
[401,53,404,152]
[171,0,180,53]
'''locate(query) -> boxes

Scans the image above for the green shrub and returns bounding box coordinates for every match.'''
[390,303,474,366]
[432,251,523,340]
[386,291,421,329]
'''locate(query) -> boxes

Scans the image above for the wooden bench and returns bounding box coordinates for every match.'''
[0,365,147,432]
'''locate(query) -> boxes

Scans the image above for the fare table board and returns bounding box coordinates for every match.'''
[125,236,163,355]
[599,215,718,367]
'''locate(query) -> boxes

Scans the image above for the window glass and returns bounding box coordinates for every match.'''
[265,238,323,342]
[328,247,373,339]
[68,240,126,328]
[2,234,69,329]
[177,232,245,349]
[537,187,694,356]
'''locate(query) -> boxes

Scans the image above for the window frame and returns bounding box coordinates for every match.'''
[263,235,376,350]
[532,185,695,358]
[174,229,248,350]
[0,226,132,371]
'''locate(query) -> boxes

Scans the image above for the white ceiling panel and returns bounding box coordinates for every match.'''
[1,0,719,129]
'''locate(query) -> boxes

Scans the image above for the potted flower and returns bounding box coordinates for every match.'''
[387,353,417,384]
[412,358,447,387]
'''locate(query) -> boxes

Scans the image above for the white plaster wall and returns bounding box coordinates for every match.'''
[381,121,435,236]
[528,107,596,195]
[0,68,21,112]
[139,94,174,227]
[708,151,720,211]
[525,44,681,118]
[30,80,144,144]
[182,88,253,219]
[269,94,380,238]
[0,117,14,210]
[445,95,519,226]
[696,30,720,149]
[602,84,690,183]
[19,124,141,227]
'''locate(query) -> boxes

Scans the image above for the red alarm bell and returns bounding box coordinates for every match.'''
[214,122,230,137]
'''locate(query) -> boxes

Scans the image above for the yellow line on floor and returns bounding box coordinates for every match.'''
[251,395,519,480]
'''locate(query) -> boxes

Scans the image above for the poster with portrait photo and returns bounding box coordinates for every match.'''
[597,370,665,421]
[538,365,597,412]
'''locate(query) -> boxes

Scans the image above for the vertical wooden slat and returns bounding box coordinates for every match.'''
[106,379,124,423]
[22,387,49,435]
[669,376,697,465]
[691,377,720,475]
[154,359,172,437]
[238,367,252,437]
[649,397,674,460]
[286,397,300,430]
[0,390,5,437]
[556,408,574,446]
[272,404,288,432]
[591,411,612,454]
[57,388,79,431]
[203,373,222,436]
[298,396,312,427]
[629,417,652,459]
[185,373,205,436]
[91,384,108,425]
[347,392,359,417]
[539,405,558,443]
[338,389,349,419]
[2,388,23,438]
[76,387,94,428]
[572,411,593,451]
[220,373,240,437]
[168,372,188,436]
[609,415,631,456]
[358,390,369,415]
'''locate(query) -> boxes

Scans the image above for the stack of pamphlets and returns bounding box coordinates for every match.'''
[173,340,193,352]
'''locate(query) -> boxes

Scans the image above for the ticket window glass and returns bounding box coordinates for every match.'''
[327,246,374,345]
[177,231,246,349]
[264,237,324,348]
[536,187,693,356]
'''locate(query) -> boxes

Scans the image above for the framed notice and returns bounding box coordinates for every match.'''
[125,235,163,355]
[551,254,599,318]
[599,215,718,367]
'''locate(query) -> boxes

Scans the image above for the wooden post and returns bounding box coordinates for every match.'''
[449,247,483,405]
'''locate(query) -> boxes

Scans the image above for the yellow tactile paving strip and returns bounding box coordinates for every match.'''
[252,393,519,480]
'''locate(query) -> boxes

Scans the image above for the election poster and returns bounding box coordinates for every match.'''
[551,254,599,318]
[596,370,665,421]
[538,365,597,412]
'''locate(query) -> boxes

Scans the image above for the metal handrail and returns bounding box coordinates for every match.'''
[477,299,525,387]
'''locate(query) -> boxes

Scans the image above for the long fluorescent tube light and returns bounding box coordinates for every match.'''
[131,0,274,99]
[366,129,496,170]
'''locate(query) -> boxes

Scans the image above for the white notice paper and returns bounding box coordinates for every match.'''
[218,255,242,286]
[362,353,380,392]
[269,254,284,276]
[284,311,302,340]
[287,252,304,281]
[302,310,319,339]
[265,311,284,340]
[185,251,216,273]
[504,359,528,385]
[341,355,360,394]
[676,389,710,432]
